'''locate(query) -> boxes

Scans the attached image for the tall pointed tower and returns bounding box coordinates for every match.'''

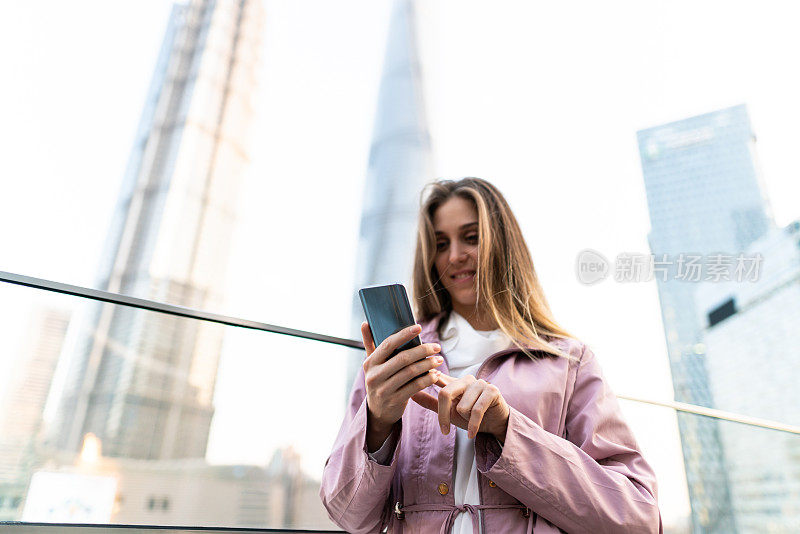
[346,0,435,397]
[46,0,264,460]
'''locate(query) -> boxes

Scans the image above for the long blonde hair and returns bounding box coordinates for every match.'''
[412,178,575,360]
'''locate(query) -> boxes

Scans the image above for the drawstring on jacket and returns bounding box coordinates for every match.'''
[396,502,534,534]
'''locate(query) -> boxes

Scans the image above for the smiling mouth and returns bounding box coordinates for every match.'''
[451,270,476,282]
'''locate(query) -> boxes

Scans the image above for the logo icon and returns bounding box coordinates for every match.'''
[576,249,610,285]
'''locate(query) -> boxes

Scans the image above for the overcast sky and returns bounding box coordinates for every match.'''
[3,0,800,527]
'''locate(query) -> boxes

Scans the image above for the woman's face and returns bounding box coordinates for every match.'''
[433,196,480,314]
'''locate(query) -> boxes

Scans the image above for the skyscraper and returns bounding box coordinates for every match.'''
[637,104,773,533]
[0,307,70,520]
[346,0,434,396]
[697,221,800,532]
[47,0,263,460]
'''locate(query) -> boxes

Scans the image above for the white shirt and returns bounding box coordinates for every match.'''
[368,311,513,534]
[439,311,513,534]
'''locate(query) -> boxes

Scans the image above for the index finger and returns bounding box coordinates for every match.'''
[433,373,453,387]
[438,376,471,434]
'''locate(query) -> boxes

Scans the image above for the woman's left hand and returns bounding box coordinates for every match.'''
[413,373,510,443]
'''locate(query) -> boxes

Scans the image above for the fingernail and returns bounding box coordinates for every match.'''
[412,324,422,333]
[440,424,448,434]
[432,343,441,352]
[433,356,443,364]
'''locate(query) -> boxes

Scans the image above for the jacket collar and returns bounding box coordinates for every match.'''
[420,311,447,344]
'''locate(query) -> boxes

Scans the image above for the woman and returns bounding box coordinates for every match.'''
[320,178,661,533]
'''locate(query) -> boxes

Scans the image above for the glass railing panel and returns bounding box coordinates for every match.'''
[3,280,798,533]
[676,413,800,533]
[0,282,352,531]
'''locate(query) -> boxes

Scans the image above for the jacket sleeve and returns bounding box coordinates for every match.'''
[474,344,662,534]
[319,364,401,534]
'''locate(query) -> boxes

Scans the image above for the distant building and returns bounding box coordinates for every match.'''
[637,104,774,533]
[46,0,264,460]
[347,0,435,399]
[24,439,333,530]
[0,306,70,520]
[696,221,800,532]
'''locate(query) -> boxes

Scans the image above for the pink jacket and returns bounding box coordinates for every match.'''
[320,312,662,533]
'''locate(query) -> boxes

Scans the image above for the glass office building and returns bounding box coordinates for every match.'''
[346,0,434,396]
[637,104,773,533]
[46,0,264,460]
[697,221,800,532]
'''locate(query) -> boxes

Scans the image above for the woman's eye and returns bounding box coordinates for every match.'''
[436,241,447,251]
[465,234,478,243]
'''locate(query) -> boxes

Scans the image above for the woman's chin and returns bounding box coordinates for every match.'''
[451,294,478,311]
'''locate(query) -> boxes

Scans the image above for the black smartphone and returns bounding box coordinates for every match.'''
[358,284,427,380]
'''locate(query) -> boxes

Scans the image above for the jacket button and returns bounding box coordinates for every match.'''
[488,480,497,488]
[437,482,449,495]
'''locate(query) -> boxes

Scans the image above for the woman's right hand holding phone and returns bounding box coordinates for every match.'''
[361,321,444,451]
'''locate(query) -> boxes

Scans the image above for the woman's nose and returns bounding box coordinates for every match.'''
[449,243,468,264]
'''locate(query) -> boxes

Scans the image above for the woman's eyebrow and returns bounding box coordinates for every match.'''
[435,222,478,236]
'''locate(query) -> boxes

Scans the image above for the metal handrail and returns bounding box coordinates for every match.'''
[617,395,800,435]
[2,269,799,436]
[0,270,360,349]
[0,523,344,533]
